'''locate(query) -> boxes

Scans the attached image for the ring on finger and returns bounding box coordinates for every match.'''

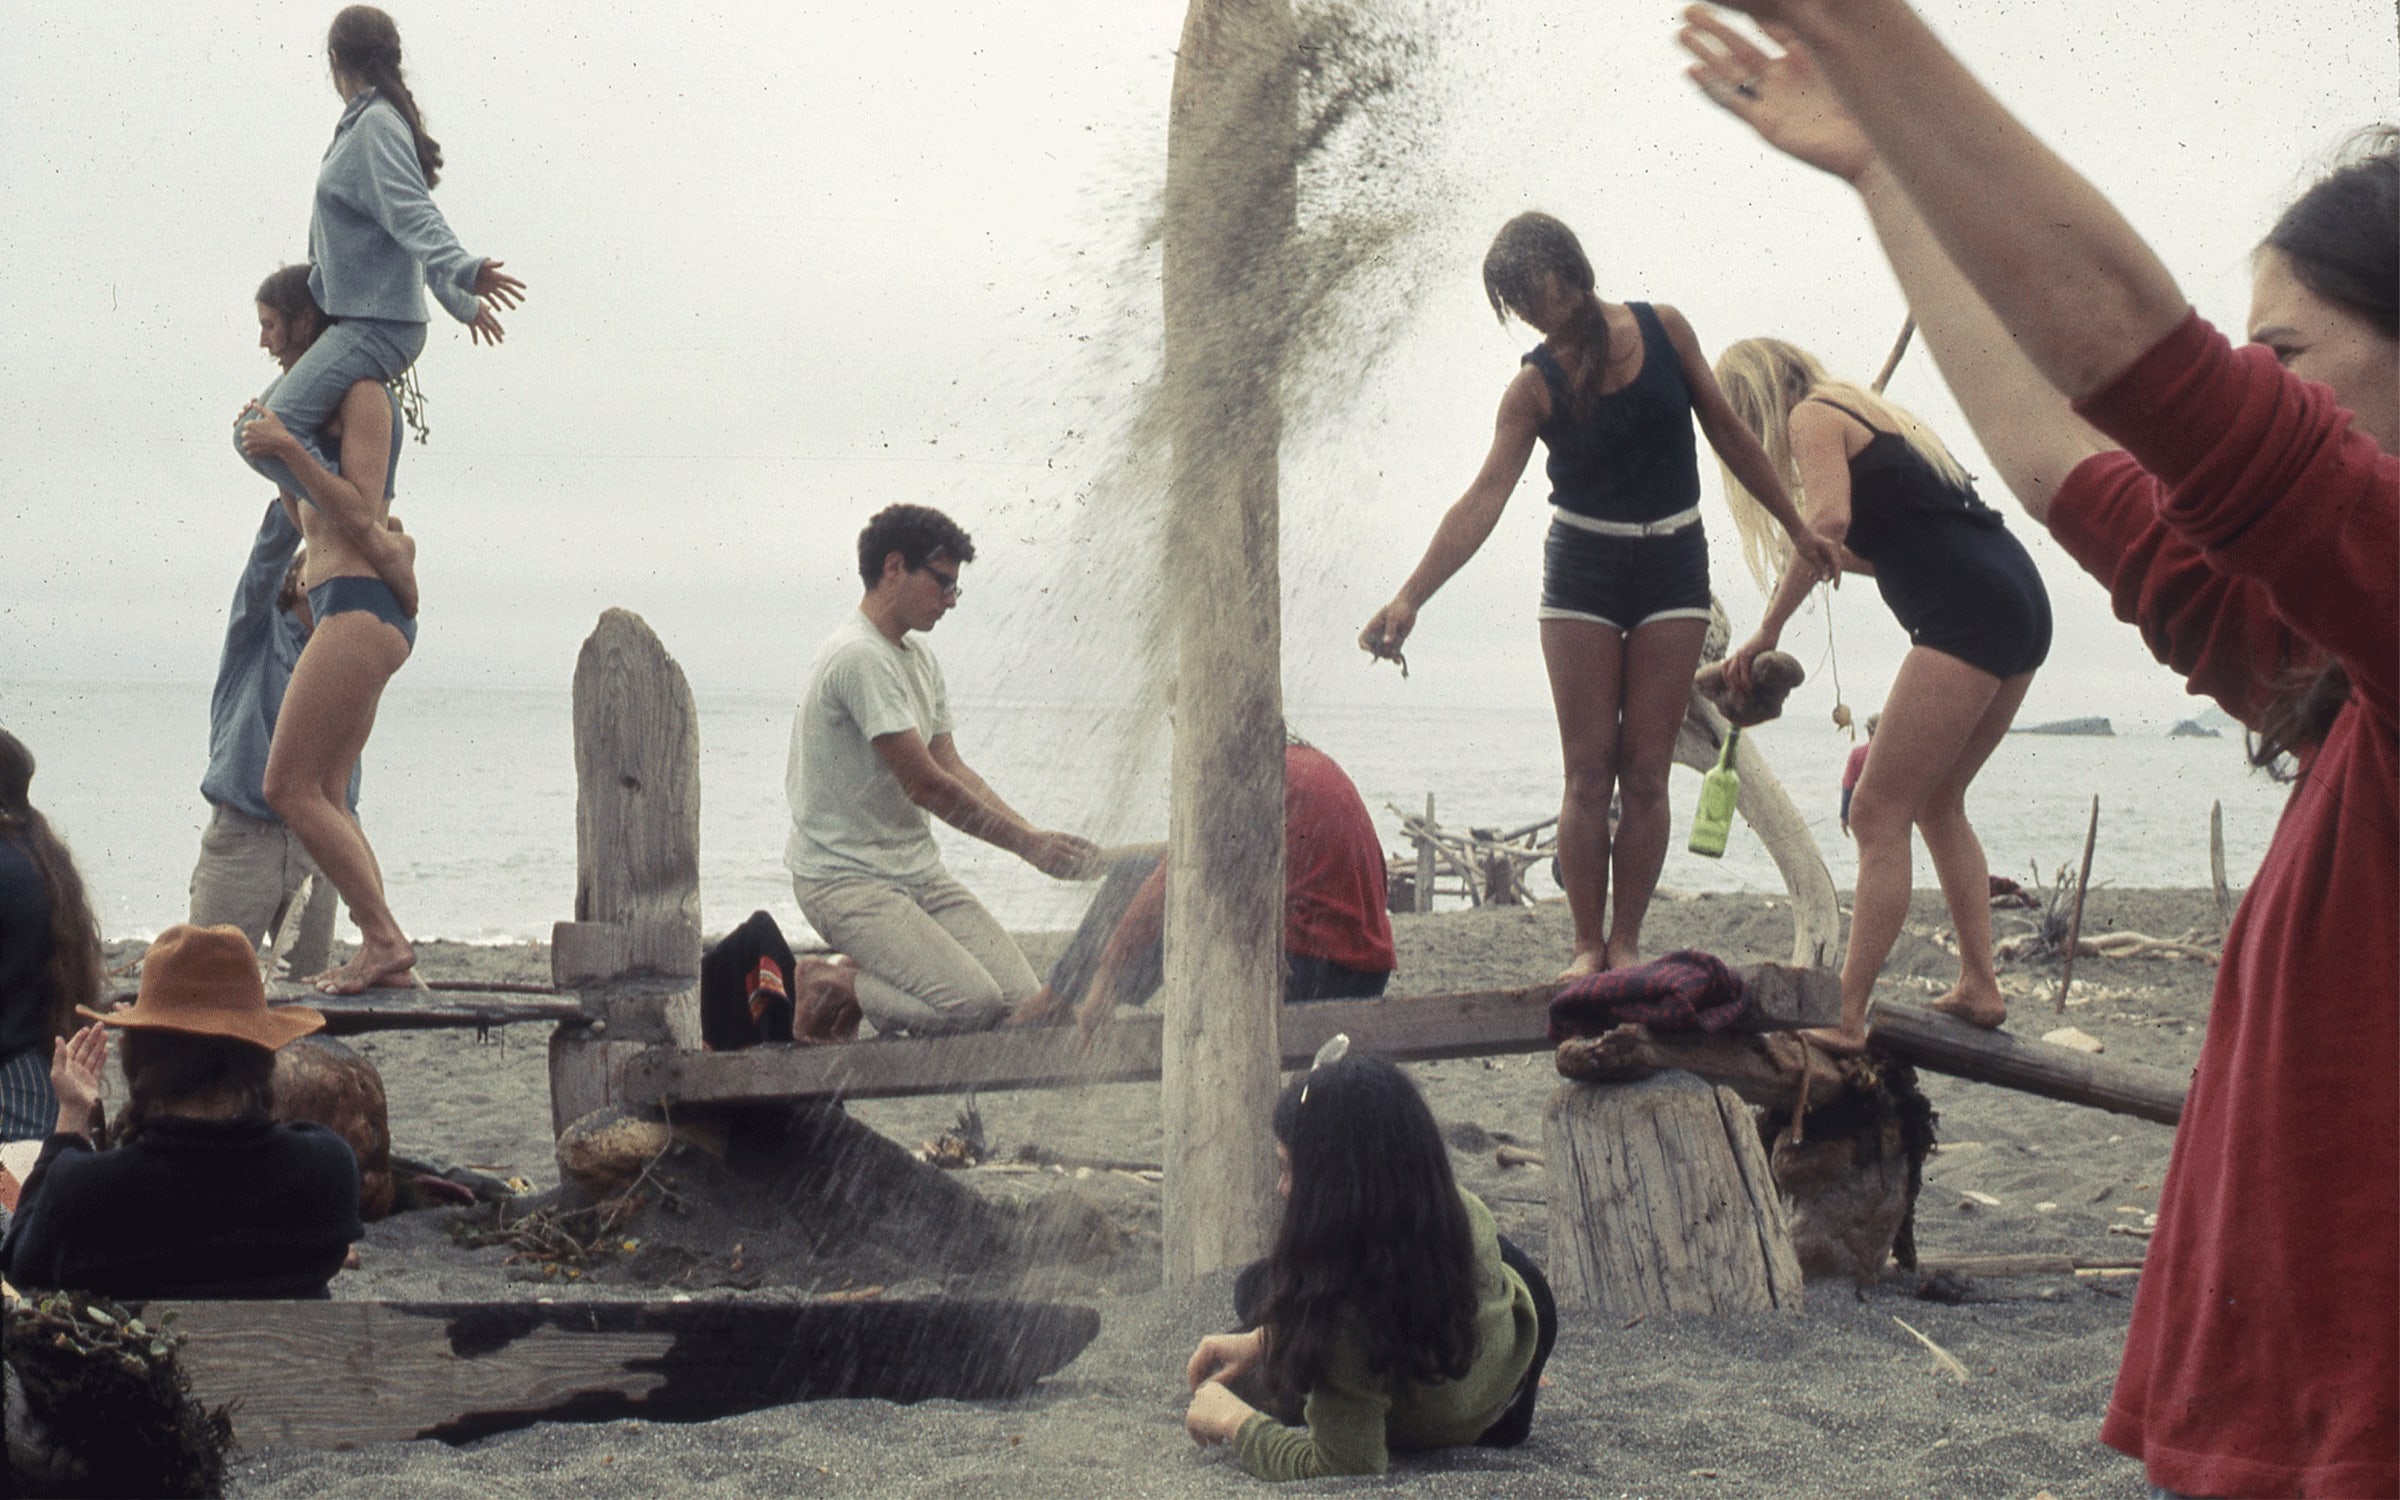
[1734,76,1762,99]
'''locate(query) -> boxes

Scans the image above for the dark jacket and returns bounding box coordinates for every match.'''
[0,1113,362,1299]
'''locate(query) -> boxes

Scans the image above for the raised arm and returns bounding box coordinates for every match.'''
[1359,367,1545,661]
[1678,8,2112,519]
[1691,0,2185,399]
[876,730,1096,877]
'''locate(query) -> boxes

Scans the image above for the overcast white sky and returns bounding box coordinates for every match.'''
[2,0,2393,729]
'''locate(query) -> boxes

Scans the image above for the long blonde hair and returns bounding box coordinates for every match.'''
[1713,337,1971,592]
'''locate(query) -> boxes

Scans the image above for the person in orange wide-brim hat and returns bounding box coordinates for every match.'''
[0,924,362,1301]
[82,923,324,1050]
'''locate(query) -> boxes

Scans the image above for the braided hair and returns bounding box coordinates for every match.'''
[327,6,444,189]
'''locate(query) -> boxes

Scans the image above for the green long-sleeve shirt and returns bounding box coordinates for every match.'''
[1232,1191,1542,1481]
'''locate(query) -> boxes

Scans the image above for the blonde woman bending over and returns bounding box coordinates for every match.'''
[1715,338,2049,1050]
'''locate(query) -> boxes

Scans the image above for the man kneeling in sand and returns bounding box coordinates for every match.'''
[784,504,1097,1036]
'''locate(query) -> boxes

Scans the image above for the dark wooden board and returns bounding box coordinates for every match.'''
[155,1296,1100,1448]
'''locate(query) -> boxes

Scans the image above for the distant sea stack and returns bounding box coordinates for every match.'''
[2167,718,2223,738]
[2015,717,2115,737]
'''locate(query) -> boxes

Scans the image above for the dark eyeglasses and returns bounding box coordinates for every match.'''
[918,563,962,600]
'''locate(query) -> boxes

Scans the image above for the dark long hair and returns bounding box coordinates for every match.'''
[1256,1053,1480,1400]
[255,263,327,351]
[0,728,105,1040]
[328,5,444,189]
[2247,126,2397,775]
[116,1030,277,1142]
[1483,211,1612,420]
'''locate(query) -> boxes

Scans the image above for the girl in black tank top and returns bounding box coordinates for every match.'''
[1360,214,1838,977]
[1713,336,2048,1054]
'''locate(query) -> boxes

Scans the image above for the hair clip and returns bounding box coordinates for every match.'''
[1300,1033,1350,1105]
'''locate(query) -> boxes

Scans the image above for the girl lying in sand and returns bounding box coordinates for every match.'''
[1180,1044,1559,1480]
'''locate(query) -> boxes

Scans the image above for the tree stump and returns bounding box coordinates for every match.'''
[1543,1073,1803,1316]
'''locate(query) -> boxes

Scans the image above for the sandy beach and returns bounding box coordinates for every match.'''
[122,885,2218,1498]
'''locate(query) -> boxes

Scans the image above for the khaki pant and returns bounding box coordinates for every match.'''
[793,871,1037,1036]
[188,804,340,976]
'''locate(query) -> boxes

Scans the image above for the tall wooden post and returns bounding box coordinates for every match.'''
[549,608,704,1132]
[1159,0,1297,1284]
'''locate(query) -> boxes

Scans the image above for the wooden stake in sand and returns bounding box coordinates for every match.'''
[1158,0,1297,1285]
[2209,799,2234,936]
[2056,796,2100,1013]
[1870,315,1917,394]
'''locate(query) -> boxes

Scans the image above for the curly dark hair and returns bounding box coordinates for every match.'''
[855,504,975,588]
[0,727,105,1041]
[1254,1053,1480,1401]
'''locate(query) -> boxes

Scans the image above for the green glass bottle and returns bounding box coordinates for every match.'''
[1688,726,1741,858]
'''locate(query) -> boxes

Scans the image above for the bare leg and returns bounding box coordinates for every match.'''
[1920,671,2034,1028]
[1540,618,1627,977]
[1802,648,2004,1054]
[1604,616,1711,970]
[264,608,414,995]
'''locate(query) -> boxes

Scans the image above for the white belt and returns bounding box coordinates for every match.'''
[1551,504,1702,538]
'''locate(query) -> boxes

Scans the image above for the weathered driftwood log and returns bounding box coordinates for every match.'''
[1869,999,2186,1126]
[154,1296,1101,1450]
[1543,1074,1804,1316]
[104,982,592,1034]
[1556,1027,1851,1113]
[571,609,702,980]
[1673,696,1840,969]
[621,971,1835,1110]
[1158,0,1296,1285]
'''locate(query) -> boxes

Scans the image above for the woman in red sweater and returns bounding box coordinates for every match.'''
[1677,4,2395,1495]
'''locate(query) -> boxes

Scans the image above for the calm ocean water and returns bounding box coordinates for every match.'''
[2,677,2290,945]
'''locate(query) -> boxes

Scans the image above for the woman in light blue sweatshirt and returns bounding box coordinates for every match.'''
[235,5,523,510]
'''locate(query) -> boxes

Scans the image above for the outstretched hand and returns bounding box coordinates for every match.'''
[1678,6,1875,182]
[472,259,526,308]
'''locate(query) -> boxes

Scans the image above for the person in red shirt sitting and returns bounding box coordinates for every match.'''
[1014,738,1397,1043]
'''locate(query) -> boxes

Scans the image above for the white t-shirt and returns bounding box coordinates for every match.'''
[784,610,954,883]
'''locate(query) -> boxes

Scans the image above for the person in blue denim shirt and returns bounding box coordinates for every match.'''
[234,5,524,521]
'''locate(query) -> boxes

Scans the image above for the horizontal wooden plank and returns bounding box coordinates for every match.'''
[620,966,1835,1108]
[156,1296,1099,1449]
[1870,999,2186,1126]
[101,984,590,1034]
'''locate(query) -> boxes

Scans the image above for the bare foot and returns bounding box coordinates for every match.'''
[1799,1025,1870,1056]
[313,939,417,996]
[1604,936,1643,972]
[1929,983,2008,1030]
[1557,947,1605,982]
